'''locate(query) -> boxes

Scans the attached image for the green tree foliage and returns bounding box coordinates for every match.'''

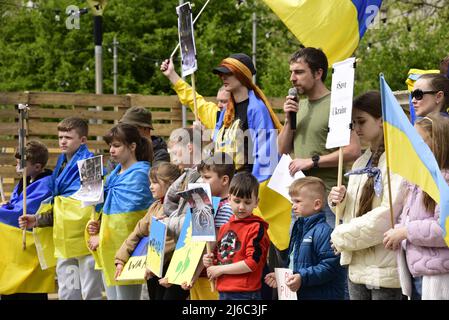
[0,0,448,96]
[354,0,449,95]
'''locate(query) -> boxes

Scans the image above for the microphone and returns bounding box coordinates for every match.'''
[288,87,298,130]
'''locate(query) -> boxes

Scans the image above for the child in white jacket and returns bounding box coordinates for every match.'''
[329,91,404,300]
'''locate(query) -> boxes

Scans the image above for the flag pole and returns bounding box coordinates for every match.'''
[18,104,28,250]
[0,176,5,203]
[385,167,395,228]
[170,0,212,58]
[380,74,395,229]
[382,114,395,229]
[206,242,215,292]
[192,71,212,291]
[191,72,199,122]
[335,147,344,226]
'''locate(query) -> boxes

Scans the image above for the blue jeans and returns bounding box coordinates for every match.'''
[411,276,423,300]
[323,203,335,229]
[219,291,261,300]
[321,205,350,299]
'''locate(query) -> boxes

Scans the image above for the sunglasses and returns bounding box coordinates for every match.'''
[411,89,438,100]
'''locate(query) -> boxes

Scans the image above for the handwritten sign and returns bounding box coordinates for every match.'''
[147,217,167,278]
[165,208,206,285]
[117,236,149,281]
[326,57,356,149]
[274,268,298,300]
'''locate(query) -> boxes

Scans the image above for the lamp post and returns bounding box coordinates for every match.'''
[86,1,108,132]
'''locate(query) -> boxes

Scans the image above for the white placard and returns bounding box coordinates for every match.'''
[326,57,356,149]
[71,155,104,207]
[188,183,212,202]
[274,268,298,300]
[176,2,197,77]
[267,154,305,203]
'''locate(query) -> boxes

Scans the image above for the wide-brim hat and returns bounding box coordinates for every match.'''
[119,106,153,129]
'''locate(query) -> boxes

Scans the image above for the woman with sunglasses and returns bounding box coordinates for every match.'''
[383,114,449,300]
[328,91,404,300]
[411,74,449,116]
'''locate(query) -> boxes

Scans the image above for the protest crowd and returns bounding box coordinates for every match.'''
[2,1,449,302]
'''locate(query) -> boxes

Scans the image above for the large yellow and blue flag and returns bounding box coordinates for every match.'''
[262,0,382,65]
[0,173,56,294]
[380,75,449,245]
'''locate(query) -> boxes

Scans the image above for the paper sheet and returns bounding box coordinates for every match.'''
[268,154,305,203]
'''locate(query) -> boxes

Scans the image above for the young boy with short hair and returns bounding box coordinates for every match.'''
[183,152,235,299]
[264,176,346,300]
[8,140,53,227]
[1,140,54,299]
[19,117,103,300]
[198,152,235,230]
[203,172,270,300]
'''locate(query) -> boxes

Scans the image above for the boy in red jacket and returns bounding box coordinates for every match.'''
[203,172,269,300]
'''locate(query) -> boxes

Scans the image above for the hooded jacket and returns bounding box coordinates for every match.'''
[214,214,269,292]
[289,212,346,300]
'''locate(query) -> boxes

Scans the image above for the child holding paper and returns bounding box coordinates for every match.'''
[152,127,203,299]
[265,177,346,300]
[19,118,103,300]
[181,152,235,300]
[328,91,404,300]
[114,162,182,300]
[203,172,269,300]
[86,123,154,300]
[163,127,204,238]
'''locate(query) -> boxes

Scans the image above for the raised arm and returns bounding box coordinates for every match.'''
[161,58,219,129]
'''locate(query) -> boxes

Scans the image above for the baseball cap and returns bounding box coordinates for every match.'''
[213,53,256,75]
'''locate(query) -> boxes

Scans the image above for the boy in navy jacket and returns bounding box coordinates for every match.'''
[265,177,345,300]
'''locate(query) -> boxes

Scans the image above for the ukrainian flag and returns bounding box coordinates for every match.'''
[0,176,56,295]
[380,75,449,246]
[92,161,153,286]
[405,68,440,92]
[262,0,382,65]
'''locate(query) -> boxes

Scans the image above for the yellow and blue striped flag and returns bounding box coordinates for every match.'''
[262,0,382,65]
[0,175,55,295]
[380,75,449,246]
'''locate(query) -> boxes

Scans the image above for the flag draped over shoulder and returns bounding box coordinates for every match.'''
[93,161,153,286]
[214,90,292,250]
[380,75,449,246]
[52,144,93,197]
[52,144,96,259]
[262,0,382,65]
[0,175,55,295]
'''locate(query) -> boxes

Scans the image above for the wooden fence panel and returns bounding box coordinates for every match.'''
[0,91,409,197]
